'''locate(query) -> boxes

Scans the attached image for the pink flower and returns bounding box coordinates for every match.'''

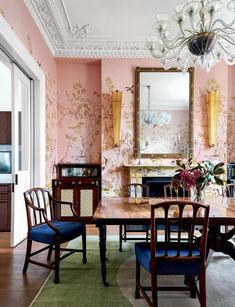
[180,169,202,191]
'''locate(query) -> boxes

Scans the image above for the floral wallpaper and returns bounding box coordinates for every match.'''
[45,73,57,186]
[101,77,133,195]
[57,76,101,163]
[227,97,235,162]
[1,0,234,192]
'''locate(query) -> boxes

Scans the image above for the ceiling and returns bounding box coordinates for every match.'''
[24,0,181,58]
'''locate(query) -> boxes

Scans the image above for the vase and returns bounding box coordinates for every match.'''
[194,188,205,203]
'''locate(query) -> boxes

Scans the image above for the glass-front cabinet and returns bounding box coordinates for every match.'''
[52,163,101,223]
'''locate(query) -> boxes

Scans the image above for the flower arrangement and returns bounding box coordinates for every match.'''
[172,159,225,201]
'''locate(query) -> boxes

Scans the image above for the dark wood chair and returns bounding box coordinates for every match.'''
[135,200,210,307]
[220,183,235,233]
[222,183,235,197]
[23,187,87,283]
[164,183,195,236]
[119,183,149,252]
[164,183,188,198]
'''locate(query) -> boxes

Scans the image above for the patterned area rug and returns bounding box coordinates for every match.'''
[118,252,235,307]
[31,236,235,307]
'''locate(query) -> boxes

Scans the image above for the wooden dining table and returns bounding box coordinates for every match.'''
[93,196,235,286]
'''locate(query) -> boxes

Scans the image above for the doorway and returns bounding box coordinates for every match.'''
[0,51,32,246]
[0,16,46,247]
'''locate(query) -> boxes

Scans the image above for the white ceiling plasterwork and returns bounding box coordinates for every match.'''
[25,0,178,58]
[24,0,152,58]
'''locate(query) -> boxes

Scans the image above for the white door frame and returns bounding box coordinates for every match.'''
[0,15,45,187]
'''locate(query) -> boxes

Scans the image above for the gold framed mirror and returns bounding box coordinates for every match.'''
[135,67,194,158]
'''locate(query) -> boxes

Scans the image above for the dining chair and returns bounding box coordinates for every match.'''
[135,200,210,307]
[220,183,235,232]
[163,183,194,240]
[119,183,149,252]
[23,187,87,283]
[164,183,188,198]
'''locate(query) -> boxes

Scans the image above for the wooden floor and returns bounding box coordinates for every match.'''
[0,225,118,307]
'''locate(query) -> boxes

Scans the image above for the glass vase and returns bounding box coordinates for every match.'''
[194,188,205,203]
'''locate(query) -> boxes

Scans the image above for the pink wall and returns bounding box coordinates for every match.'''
[101,59,230,194]
[227,65,235,162]
[101,59,163,194]
[0,0,58,185]
[1,1,235,193]
[56,59,101,163]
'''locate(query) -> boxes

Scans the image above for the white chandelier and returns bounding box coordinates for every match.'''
[146,0,235,72]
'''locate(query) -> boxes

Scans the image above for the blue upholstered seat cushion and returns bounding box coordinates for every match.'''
[29,221,84,244]
[126,224,149,231]
[135,242,201,275]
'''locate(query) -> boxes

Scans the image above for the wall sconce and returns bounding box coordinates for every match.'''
[112,90,122,146]
[207,90,220,146]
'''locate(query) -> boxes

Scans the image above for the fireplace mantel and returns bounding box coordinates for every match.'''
[123,164,177,184]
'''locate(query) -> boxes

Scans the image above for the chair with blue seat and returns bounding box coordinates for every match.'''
[135,200,209,307]
[119,183,150,252]
[23,187,87,283]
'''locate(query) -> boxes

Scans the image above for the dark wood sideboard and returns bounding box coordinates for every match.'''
[0,184,11,231]
[52,163,101,223]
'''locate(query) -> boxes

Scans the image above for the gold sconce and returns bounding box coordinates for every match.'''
[112,90,122,147]
[207,90,220,146]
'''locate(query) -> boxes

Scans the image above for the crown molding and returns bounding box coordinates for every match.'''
[24,0,151,58]
[55,40,150,58]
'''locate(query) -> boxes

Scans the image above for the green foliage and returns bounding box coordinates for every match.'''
[172,159,225,193]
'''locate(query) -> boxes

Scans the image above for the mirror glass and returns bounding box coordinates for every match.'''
[135,67,194,158]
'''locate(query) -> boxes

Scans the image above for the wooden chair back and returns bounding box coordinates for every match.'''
[164,183,187,198]
[24,188,54,230]
[150,200,209,262]
[222,183,235,197]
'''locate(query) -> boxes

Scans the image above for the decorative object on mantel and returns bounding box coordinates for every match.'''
[207,90,220,146]
[146,0,235,72]
[172,158,225,202]
[112,90,122,147]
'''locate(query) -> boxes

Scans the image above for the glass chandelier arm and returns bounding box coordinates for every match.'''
[160,33,189,50]
[217,40,235,55]
[178,21,188,36]
[211,18,235,30]
[219,33,235,44]
[159,29,185,45]
[189,14,200,32]
[207,14,215,32]
[199,0,206,32]
[214,27,235,35]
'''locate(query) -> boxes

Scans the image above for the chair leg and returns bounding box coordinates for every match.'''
[54,243,60,284]
[199,268,206,307]
[23,238,32,273]
[146,225,149,242]
[135,260,140,298]
[124,225,127,241]
[151,270,158,307]
[82,226,87,263]
[47,244,53,261]
[119,225,123,252]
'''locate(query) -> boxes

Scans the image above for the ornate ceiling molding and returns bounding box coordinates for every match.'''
[24,0,150,58]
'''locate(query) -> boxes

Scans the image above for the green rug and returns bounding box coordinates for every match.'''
[31,236,133,307]
[31,236,235,307]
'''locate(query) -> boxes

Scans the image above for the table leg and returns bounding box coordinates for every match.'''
[209,226,235,261]
[98,224,109,286]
